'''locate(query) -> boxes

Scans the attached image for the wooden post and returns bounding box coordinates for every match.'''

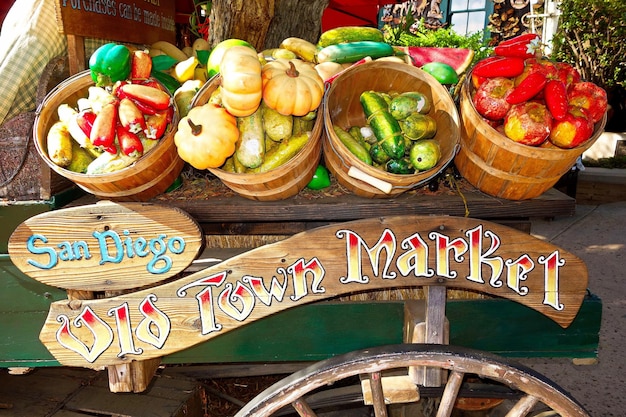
[405,286,450,387]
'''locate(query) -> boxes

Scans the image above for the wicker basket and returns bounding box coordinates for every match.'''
[191,75,323,201]
[454,75,607,200]
[33,70,183,202]
[322,60,461,198]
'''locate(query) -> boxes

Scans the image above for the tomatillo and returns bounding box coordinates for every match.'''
[307,165,331,190]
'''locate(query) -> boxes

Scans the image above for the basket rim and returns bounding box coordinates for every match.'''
[460,72,607,155]
[33,70,179,180]
[322,60,461,189]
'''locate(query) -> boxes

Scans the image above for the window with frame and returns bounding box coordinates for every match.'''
[441,0,493,35]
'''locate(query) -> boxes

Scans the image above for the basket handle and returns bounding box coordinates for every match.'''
[348,166,393,194]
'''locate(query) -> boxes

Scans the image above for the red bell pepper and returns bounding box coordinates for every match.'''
[90,102,118,154]
[544,79,569,121]
[506,71,547,104]
[495,33,542,59]
[116,124,144,157]
[472,56,525,78]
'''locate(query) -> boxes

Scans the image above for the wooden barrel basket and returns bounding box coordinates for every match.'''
[33,70,184,202]
[454,75,607,200]
[191,74,323,201]
[323,60,461,198]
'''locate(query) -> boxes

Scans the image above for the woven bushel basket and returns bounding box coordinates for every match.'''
[323,60,461,198]
[191,74,323,201]
[454,74,607,200]
[33,70,183,202]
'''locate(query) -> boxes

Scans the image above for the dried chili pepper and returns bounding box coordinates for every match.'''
[472,56,525,78]
[506,71,547,104]
[544,79,569,121]
[495,33,542,59]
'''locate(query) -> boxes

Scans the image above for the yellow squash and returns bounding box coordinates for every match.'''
[219,45,263,117]
[261,58,324,117]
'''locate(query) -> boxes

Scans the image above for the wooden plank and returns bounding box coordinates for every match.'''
[159,187,576,225]
[8,201,204,292]
[63,374,203,417]
[55,0,176,44]
[0,367,98,416]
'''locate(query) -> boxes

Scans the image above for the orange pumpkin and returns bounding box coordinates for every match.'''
[174,103,239,169]
[261,59,324,116]
[220,46,263,117]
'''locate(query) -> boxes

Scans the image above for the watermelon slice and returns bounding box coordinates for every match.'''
[393,46,475,75]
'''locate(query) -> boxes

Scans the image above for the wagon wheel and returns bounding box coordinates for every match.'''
[234,343,589,417]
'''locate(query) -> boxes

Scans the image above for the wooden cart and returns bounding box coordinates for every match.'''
[5,189,599,416]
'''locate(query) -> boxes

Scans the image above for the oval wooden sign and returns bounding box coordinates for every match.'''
[36,215,589,369]
[8,201,203,291]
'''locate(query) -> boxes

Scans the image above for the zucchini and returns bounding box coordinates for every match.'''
[333,125,372,165]
[318,26,385,48]
[251,132,310,173]
[236,107,265,169]
[317,41,395,64]
[360,91,405,159]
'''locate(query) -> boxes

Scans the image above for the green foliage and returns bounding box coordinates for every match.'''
[551,0,626,91]
[383,18,492,65]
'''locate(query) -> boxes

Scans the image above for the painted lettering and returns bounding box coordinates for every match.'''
[338,228,397,284]
[540,251,565,310]
[397,232,433,277]
[465,226,504,286]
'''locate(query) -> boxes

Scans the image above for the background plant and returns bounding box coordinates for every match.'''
[551,0,626,131]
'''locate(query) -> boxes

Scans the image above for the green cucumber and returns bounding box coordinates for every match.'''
[386,158,415,175]
[317,41,394,64]
[318,26,385,48]
[369,143,391,165]
[359,91,405,159]
[333,125,372,165]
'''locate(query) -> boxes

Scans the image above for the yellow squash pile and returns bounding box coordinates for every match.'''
[174,42,325,173]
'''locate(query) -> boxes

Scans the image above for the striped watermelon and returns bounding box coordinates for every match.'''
[393,46,475,75]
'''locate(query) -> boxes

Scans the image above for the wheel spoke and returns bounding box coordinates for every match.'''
[435,370,464,417]
[369,371,388,417]
[291,397,318,417]
[505,394,541,417]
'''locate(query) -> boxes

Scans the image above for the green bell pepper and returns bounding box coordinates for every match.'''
[307,165,331,190]
[89,43,131,87]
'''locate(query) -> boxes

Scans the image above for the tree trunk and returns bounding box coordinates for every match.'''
[208,0,330,51]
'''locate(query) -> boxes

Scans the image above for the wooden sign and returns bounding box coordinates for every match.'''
[12,212,588,369]
[8,201,203,292]
[54,0,176,46]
